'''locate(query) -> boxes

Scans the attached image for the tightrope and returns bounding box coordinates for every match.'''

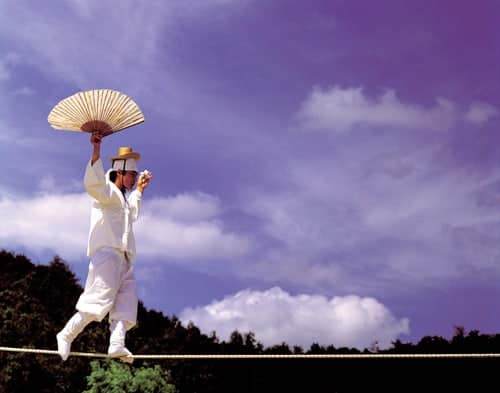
[1,347,500,359]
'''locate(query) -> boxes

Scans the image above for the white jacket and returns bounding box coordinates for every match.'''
[84,159,142,260]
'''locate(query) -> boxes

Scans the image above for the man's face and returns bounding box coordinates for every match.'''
[120,170,138,190]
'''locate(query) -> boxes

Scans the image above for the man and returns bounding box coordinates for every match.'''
[56,133,152,363]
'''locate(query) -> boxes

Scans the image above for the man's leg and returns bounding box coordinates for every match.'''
[56,311,95,361]
[108,261,138,363]
[58,249,120,361]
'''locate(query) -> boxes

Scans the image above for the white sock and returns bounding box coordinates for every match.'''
[56,311,93,361]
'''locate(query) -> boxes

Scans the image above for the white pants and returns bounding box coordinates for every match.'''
[76,248,138,330]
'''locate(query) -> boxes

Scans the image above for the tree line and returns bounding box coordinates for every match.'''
[0,249,499,392]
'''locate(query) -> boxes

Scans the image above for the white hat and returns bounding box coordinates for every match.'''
[112,158,138,172]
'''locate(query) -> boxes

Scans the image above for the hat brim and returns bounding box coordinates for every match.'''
[110,152,141,161]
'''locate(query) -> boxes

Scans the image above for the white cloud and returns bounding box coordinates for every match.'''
[146,192,221,223]
[240,149,500,292]
[136,195,250,260]
[0,1,250,92]
[0,193,90,260]
[180,287,410,349]
[0,191,249,262]
[297,86,457,132]
[0,2,170,88]
[465,102,498,125]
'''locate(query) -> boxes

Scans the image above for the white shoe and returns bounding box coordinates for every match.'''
[108,320,134,363]
[56,312,94,361]
[56,332,71,361]
[108,344,134,363]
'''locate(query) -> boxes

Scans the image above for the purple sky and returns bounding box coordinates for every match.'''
[1,0,500,349]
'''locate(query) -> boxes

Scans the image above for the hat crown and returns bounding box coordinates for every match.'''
[110,146,141,162]
[118,147,134,156]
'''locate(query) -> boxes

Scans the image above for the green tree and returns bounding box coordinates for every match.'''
[83,360,176,393]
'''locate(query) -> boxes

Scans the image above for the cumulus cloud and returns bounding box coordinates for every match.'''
[180,287,410,349]
[239,148,500,294]
[136,195,250,260]
[146,192,221,223]
[297,86,457,132]
[0,193,90,259]
[465,102,498,125]
[0,191,249,262]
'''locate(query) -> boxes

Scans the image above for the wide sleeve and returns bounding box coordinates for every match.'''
[127,189,142,221]
[84,158,114,203]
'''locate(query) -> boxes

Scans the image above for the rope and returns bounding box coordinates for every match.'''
[1,346,500,359]
[0,346,107,358]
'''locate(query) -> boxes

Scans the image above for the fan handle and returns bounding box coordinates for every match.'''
[81,120,113,137]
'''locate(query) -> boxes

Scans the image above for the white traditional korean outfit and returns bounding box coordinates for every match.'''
[75,158,141,329]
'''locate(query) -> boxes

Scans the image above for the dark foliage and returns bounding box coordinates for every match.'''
[1,249,499,392]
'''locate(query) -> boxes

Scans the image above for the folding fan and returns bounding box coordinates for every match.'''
[47,89,145,136]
